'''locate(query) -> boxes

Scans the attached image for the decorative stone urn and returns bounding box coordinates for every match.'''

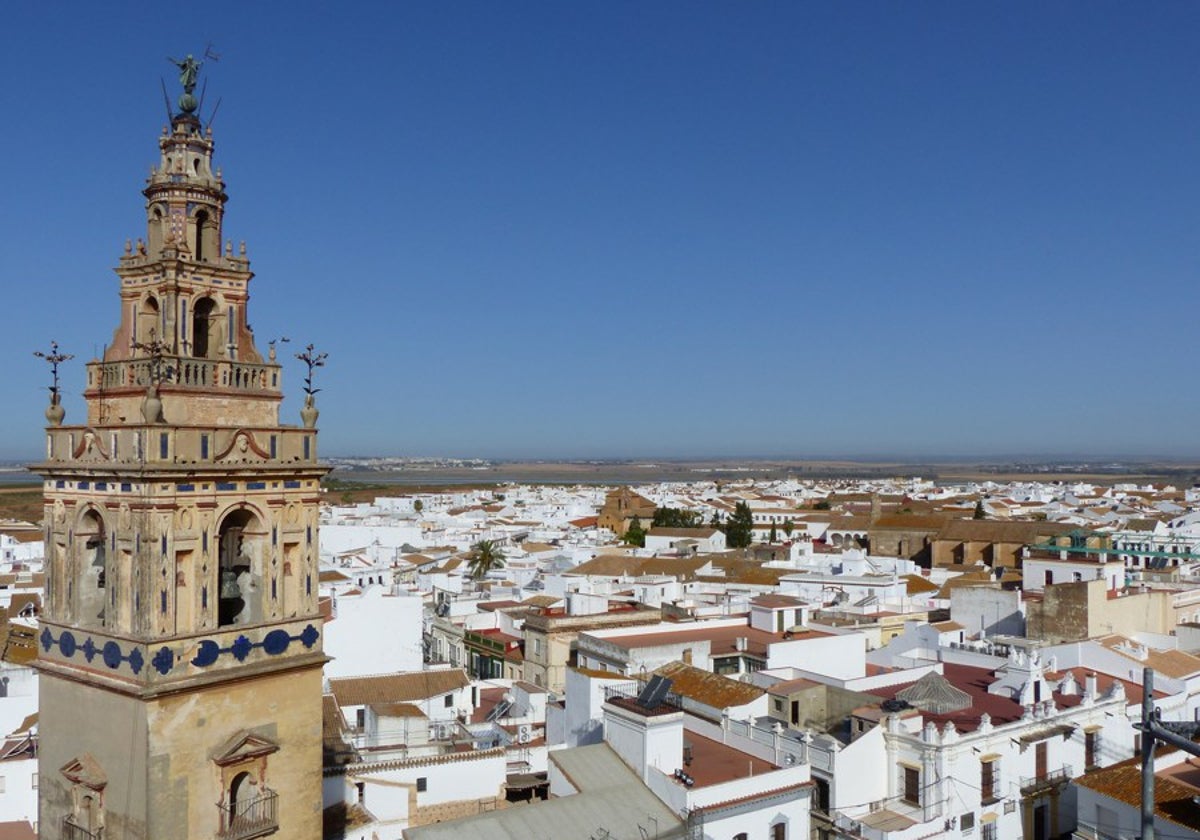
[300,394,319,429]
[45,393,65,427]
[142,384,164,424]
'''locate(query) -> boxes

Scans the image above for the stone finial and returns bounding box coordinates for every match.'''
[978,712,992,732]
[124,239,132,255]
[34,340,73,427]
[239,241,246,256]
[137,238,147,255]
[225,240,233,257]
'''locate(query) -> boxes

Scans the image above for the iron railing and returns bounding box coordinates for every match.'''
[218,788,279,840]
[62,816,102,840]
[1020,764,1073,794]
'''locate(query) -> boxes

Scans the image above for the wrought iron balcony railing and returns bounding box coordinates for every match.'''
[62,816,102,840]
[218,788,279,840]
[1020,765,1073,794]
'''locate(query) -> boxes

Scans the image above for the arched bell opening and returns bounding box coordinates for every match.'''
[75,509,107,628]
[217,508,266,627]
[136,295,160,348]
[193,297,217,359]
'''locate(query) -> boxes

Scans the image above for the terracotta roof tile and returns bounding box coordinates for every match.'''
[328,668,469,707]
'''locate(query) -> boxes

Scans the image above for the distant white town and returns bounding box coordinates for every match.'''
[4,474,1200,838]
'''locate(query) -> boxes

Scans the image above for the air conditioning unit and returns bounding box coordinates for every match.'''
[517,725,532,744]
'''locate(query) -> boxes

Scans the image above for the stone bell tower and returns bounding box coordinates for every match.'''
[34,59,328,840]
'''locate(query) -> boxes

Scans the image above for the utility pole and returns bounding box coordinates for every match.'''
[1134,667,1200,840]
[1141,667,1156,840]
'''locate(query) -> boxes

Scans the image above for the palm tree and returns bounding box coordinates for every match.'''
[468,540,505,580]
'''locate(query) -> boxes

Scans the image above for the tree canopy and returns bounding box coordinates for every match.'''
[725,502,754,548]
[468,539,505,579]
[623,515,646,547]
[652,507,705,529]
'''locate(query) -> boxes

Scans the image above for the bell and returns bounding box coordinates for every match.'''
[220,570,241,599]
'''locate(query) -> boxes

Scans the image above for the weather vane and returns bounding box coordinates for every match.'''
[34,340,74,426]
[34,341,74,399]
[268,336,290,362]
[132,331,176,388]
[295,344,328,396]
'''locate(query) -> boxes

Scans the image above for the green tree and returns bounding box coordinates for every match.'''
[468,539,506,579]
[413,499,424,514]
[709,510,723,528]
[652,507,703,528]
[782,519,795,540]
[813,499,831,511]
[725,502,754,549]
[973,500,986,520]
[623,515,646,547]
[768,523,778,543]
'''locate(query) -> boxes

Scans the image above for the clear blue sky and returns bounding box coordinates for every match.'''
[3,3,1199,461]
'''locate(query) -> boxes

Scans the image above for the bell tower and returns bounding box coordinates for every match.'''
[35,59,327,840]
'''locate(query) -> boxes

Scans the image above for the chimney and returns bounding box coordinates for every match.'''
[1085,672,1098,697]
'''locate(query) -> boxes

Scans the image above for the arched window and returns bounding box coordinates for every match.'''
[76,510,107,628]
[193,297,217,358]
[195,210,210,262]
[230,771,253,814]
[148,205,166,254]
[137,296,160,347]
[79,793,100,834]
[217,509,266,627]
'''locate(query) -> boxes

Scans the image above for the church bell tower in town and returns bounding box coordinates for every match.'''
[34,58,328,839]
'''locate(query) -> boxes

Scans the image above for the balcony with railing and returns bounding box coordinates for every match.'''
[1020,764,1073,795]
[218,787,278,840]
[89,357,279,395]
[62,816,102,840]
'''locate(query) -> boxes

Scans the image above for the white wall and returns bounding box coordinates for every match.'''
[0,755,37,830]
[323,588,424,678]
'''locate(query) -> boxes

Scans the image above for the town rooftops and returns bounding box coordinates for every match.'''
[870,514,948,531]
[1096,635,1200,679]
[646,527,721,538]
[404,743,682,840]
[750,594,807,609]
[677,730,777,788]
[591,620,828,658]
[1074,757,1200,833]
[903,574,940,595]
[935,519,1076,544]
[654,661,765,709]
[0,822,36,840]
[864,663,1151,733]
[328,668,469,707]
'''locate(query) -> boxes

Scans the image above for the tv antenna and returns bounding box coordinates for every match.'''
[200,43,222,129]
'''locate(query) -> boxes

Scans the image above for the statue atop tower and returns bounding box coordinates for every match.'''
[167,54,203,114]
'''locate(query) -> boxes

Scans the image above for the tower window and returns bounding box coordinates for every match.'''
[194,210,210,262]
[137,296,160,347]
[192,297,216,358]
[217,509,266,627]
